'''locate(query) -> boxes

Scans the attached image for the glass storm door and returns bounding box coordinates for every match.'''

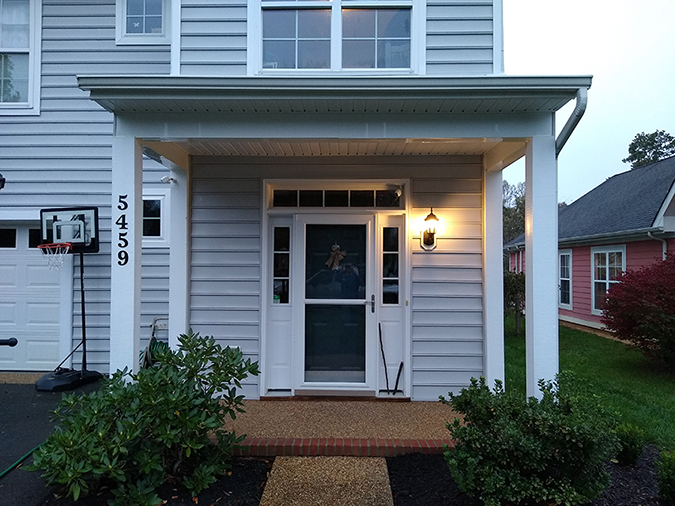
[297,215,375,385]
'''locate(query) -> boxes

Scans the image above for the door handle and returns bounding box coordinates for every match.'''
[370,294,375,313]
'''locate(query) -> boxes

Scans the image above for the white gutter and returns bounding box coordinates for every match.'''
[647,231,668,260]
[555,88,588,157]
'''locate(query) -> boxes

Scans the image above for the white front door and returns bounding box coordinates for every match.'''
[293,214,377,392]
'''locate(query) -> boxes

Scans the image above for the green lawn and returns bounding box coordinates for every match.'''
[504,315,675,450]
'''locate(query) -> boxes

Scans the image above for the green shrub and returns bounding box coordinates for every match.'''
[658,450,675,503]
[615,423,646,466]
[440,372,619,506]
[29,330,259,504]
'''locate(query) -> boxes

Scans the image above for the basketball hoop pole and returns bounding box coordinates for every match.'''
[79,251,88,372]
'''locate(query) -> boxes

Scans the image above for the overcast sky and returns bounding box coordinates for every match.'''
[501,0,675,204]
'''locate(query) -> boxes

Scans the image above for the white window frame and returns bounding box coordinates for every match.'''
[590,245,625,316]
[142,189,170,247]
[558,249,572,310]
[0,0,41,115]
[116,0,171,45]
[248,0,425,75]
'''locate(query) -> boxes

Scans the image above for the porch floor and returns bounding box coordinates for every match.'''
[228,399,459,457]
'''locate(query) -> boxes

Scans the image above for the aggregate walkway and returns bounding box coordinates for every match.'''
[232,399,460,506]
[229,399,459,457]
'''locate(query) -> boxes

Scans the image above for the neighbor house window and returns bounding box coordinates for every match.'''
[0,0,41,114]
[591,246,625,314]
[116,0,170,44]
[261,0,412,71]
[559,250,572,309]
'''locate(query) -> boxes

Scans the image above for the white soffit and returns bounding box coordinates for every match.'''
[163,137,515,157]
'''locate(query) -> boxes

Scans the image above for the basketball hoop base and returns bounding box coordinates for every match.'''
[36,368,103,392]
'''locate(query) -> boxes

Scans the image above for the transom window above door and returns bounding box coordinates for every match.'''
[260,0,413,71]
[271,188,403,208]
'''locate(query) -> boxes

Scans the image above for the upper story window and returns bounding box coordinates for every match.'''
[591,246,625,314]
[0,0,40,115]
[116,0,170,45]
[258,0,415,73]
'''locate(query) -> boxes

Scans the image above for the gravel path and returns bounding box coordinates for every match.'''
[260,457,393,506]
[228,400,459,439]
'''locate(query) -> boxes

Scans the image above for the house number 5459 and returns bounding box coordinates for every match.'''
[116,194,129,266]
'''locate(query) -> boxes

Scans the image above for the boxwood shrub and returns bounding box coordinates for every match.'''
[441,372,619,506]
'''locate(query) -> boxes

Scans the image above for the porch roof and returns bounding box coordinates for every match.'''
[78,75,592,115]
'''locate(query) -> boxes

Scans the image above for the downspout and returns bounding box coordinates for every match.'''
[647,231,668,260]
[555,88,588,157]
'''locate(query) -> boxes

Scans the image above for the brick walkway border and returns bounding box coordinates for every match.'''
[235,437,454,457]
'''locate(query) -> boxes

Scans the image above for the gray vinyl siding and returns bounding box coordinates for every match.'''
[0,0,171,372]
[426,0,495,75]
[189,155,483,400]
[410,164,483,399]
[178,0,496,76]
[180,0,248,75]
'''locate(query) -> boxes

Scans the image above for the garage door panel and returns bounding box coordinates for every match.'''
[0,265,18,287]
[26,339,60,363]
[0,302,17,324]
[26,265,60,287]
[25,302,60,325]
[0,226,63,371]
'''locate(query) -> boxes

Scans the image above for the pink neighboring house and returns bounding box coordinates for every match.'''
[506,155,675,330]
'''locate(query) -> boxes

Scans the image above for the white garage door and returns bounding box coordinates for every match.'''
[0,225,63,371]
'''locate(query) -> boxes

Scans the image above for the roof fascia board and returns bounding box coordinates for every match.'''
[652,178,675,229]
[78,75,592,90]
[505,228,675,251]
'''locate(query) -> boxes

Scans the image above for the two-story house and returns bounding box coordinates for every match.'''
[0,0,590,399]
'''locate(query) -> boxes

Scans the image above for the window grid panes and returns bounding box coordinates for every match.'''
[382,227,399,304]
[126,0,163,34]
[0,0,30,103]
[142,199,161,237]
[342,9,410,69]
[559,253,571,306]
[272,188,402,208]
[261,2,411,71]
[273,227,290,304]
[593,250,623,311]
[263,9,331,69]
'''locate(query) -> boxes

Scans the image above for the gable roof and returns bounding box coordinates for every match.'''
[505,154,675,248]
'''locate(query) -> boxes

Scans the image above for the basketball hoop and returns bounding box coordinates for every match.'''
[38,243,72,271]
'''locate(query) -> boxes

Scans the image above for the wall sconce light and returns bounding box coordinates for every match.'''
[421,208,439,251]
[160,175,177,184]
[0,173,5,190]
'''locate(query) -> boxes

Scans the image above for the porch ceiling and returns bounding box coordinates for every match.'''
[152,137,517,157]
[78,75,592,115]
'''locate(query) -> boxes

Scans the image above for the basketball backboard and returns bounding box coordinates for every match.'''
[40,207,99,254]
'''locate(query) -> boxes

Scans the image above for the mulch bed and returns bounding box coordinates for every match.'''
[37,457,273,506]
[386,445,668,506]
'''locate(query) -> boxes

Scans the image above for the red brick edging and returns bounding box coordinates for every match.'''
[234,437,455,457]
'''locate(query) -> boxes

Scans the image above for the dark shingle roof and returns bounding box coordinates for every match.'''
[505,155,675,248]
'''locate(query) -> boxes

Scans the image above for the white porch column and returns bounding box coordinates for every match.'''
[168,164,189,347]
[110,136,143,374]
[524,135,559,398]
[483,167,505,386]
